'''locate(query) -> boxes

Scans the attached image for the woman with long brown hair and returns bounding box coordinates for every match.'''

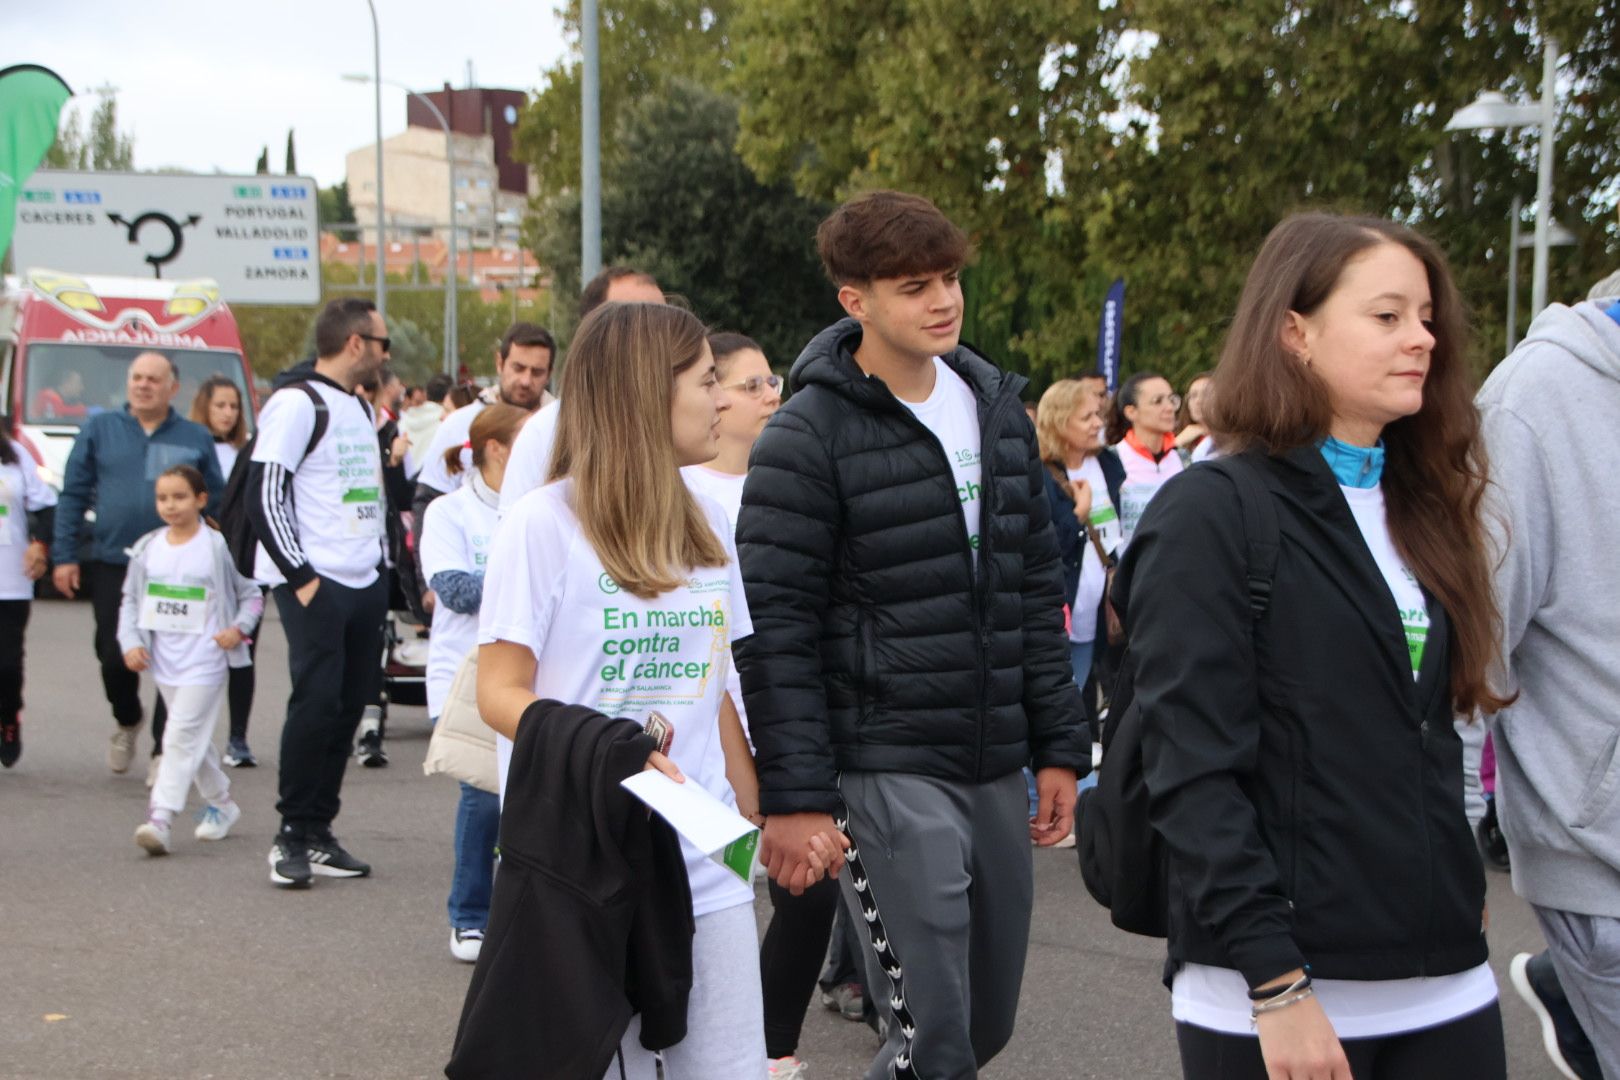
[189,376,248,476]
[1114,212,1508,1079]
[475,302,774,1077]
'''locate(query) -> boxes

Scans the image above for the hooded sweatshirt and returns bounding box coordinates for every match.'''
[1477,295,1620,917]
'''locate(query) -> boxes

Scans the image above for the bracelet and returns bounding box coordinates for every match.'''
[1247,973,1311,1002]
[1251,985,1314,1021]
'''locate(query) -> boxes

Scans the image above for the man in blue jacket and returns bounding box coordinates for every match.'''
[52,350,226,774]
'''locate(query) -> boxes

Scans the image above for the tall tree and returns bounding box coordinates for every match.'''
[254,146,270,175]
[43,106,89,170]
[86,88,134,170]
[318,180,356,227]
[530,81,839,361]
[284,128,297,175]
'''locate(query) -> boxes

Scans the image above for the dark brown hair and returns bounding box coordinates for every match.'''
[499,321,556,360]
[1176,371,1213,433]
[580,266,659,320]
[445,402,528,477]
[1105,371,1169,446]
[190,376,247,448]
[157,463,207,496]
[707,331,762,381]
[313,297,377,358]
[1207,211,1508,714]
[816,190,969,286]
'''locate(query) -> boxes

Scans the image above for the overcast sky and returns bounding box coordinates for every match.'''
[6,0,569,186]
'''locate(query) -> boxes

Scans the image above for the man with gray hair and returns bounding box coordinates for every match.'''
[1479,269,1620,1080]
[52,350,226,773]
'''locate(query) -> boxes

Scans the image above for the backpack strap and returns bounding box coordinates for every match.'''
[1215,456,1280,620]
[289,382,330,465]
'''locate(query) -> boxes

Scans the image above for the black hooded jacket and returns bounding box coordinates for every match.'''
[734,318,1089,816]
[446,700,693,1079]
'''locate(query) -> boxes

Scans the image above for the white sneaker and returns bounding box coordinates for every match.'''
[450,928,484,963]
[145,753,162,788]
[134,818,172,855]
[109,724,141,773]
[194,801,242,841]
[768,1056,809,1079]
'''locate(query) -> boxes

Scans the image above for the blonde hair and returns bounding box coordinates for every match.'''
[1035,379,1099,463]
[549,303,727,599]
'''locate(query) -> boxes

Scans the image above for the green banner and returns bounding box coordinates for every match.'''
[0,65,73,259]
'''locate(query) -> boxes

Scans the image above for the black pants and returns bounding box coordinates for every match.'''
[0,599,30,727]
[273,574,387,834]
[760,876,841,1058]
[1176,1001,1506,1080]
[87,560,143,728]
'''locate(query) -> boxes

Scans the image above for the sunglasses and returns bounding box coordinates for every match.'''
[722,374,783,396]
[358,332,392,353]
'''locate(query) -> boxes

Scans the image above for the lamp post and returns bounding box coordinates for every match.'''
[344,74,458,375]
[1445,38,1560,319]
[363,0,385,320]
[581,0,602,283]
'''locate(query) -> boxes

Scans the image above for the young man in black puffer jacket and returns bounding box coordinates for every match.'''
[734,190,1088,1079]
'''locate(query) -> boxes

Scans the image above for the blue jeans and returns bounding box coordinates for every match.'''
[1026,639,1099,817]
[448,779,500,930]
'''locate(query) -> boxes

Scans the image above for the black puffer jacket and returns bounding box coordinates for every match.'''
[735,319,1088,816]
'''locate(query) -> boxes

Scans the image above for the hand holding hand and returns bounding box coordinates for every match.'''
[123,647,150,672]
[762,813,849,895]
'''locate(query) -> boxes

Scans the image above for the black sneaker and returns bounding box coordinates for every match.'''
[305,833,371,878]
[0,720,19,768]
[355,728,388,768]
[1477,799,1510,872]
[269,835,313,889]
[1511,951,1603,1080]
[223,737,257,768]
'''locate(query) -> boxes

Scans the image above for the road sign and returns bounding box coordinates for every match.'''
[12,170,320,304]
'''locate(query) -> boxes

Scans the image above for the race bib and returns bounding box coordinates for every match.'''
[139,582,209,634]
[343,486,384,538]
[1089,502,1121,556]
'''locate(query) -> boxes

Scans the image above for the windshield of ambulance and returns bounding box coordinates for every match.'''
[22,343,251,431]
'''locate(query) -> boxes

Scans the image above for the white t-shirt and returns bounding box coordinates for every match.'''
[1174,484,1478,1038]
[213,441,240,478]
[140,528,228,687]
[1117,436,1184,549]
[251,382,385,589]
[0,444,58,601]
[416,398,488,495]
[898,358,982,561]
[1172,962,1497,1039]
[680,465,750,741]
[1068,457,1118,645]
[1341,483,1431,679]
[419,479,500,718]
[478,480,755,919]
[499,399,561,515]
[1191,436,1220,464]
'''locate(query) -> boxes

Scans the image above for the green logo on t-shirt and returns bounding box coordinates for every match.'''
[598,572,621,595]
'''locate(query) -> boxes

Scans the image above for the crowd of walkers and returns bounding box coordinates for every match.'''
[6,186,1617,1080]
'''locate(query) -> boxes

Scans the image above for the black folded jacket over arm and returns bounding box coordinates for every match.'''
[446,699,694,1080]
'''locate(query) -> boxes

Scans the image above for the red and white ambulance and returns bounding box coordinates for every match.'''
[0,269,258,490]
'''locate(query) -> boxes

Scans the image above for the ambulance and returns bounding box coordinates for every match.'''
[0,269,258,491]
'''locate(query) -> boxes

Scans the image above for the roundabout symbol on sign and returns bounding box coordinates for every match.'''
[106,210,201,278]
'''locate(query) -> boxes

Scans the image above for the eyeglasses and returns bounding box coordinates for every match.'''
[358,333,392,353]
[1141,393,1182,409]
[722,374,782,396]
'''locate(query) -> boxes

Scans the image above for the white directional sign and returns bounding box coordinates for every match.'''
[11,170,321,304]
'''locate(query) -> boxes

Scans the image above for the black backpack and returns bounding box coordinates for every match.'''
[1075,456,1279,938]
[217,382,328,578]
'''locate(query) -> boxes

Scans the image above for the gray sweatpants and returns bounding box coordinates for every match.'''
[1534,905,1620,1080]
[838,770,1033,1080]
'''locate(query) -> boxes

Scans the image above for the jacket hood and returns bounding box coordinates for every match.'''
[788,317,1025,407]
[1516,299,1620,383]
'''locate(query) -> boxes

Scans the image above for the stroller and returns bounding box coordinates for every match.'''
[356,505,429,767]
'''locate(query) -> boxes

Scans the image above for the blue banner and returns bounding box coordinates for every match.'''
[1096,277,1125,391]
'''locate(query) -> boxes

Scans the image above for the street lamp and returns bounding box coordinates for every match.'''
[581,0,602,283]
[363,0,385,321]
[1445,39,1560,318]
[344,74,459,376]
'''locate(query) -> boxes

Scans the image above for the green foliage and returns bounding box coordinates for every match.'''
[254,146,269,175]
[44,87,134,172]
[318,181,356,227]
[530,81,839,363]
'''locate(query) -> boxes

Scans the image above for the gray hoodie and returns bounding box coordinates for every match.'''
[1478,294,1620,917]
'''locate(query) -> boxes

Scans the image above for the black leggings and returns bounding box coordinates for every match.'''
[1176,1001,1506,1080]
[0,599,30,727]
[759,875,840,1059]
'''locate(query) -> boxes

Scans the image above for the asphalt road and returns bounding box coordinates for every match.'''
[4,599,1564,1079]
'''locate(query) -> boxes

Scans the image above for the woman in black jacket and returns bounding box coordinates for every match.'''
[1115,213,1510,1080]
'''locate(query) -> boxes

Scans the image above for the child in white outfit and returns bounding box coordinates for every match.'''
[117,465,264,855]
